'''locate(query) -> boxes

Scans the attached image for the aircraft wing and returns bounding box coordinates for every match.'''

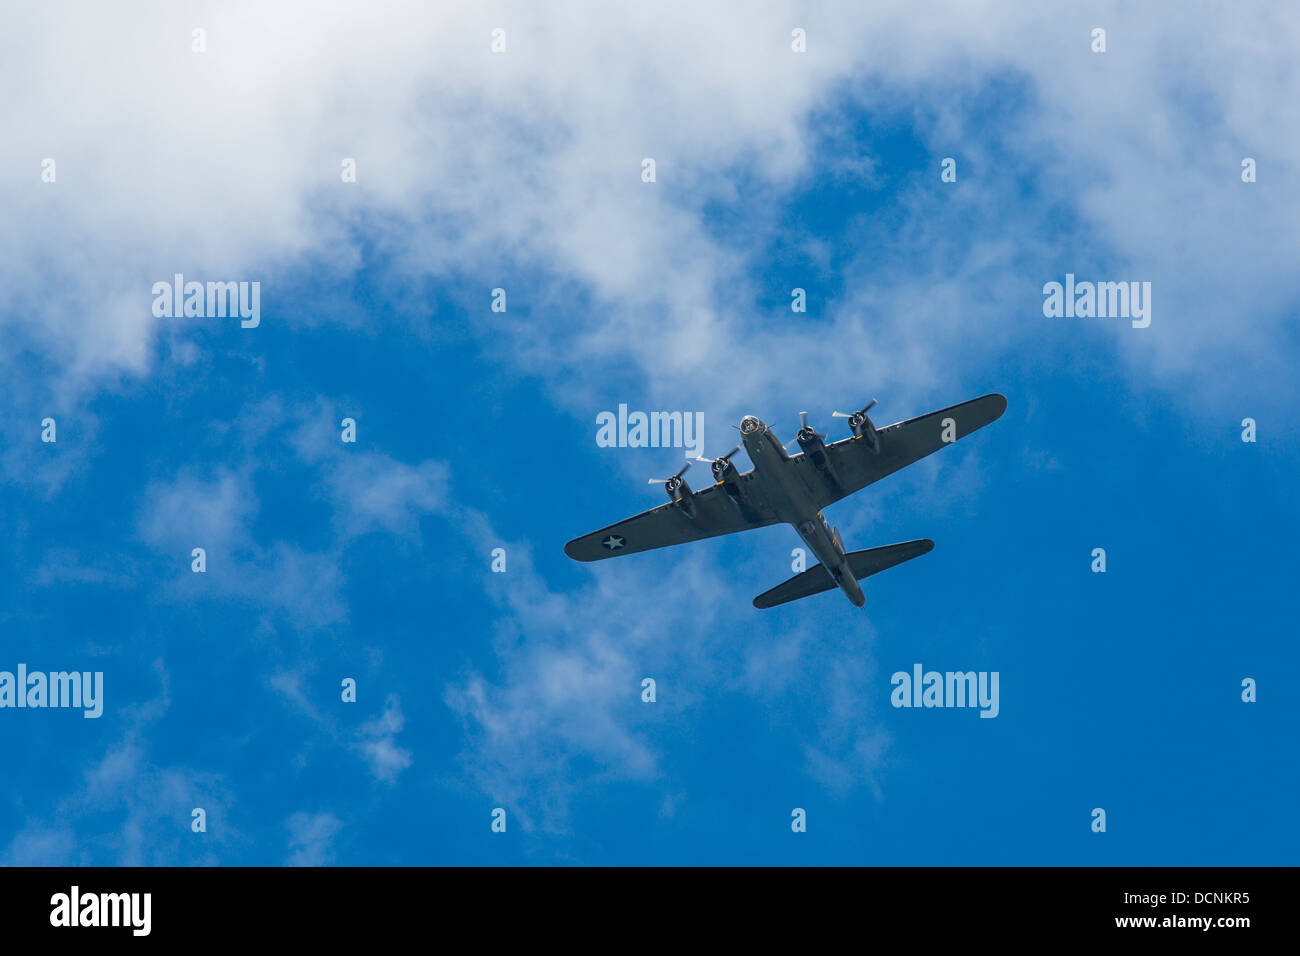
[818,393,1007,506]
[564,472,779,562]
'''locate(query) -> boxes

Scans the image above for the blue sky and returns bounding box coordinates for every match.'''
[1,2,1297,865]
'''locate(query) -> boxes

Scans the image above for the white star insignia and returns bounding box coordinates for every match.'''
[602,535,626,550]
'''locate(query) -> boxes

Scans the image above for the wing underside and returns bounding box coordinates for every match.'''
[563,473,779,562]
[565,394,1006,564]
[816,393,1007,508]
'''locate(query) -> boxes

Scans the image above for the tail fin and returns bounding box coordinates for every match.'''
[752,538,934,609]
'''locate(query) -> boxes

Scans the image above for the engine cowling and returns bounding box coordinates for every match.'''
[665,475,695,518]
[711,457,737,483]
[798,424,842,494]
[834,400,884,453]
[796,426,826,457]
[847,410,881,453]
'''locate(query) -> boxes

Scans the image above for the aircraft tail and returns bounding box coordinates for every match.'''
[752,538,935,609]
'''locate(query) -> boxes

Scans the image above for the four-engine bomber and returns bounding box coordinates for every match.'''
[565,392,1007,609]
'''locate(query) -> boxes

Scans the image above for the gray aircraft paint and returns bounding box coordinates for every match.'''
[565,393,1007,609]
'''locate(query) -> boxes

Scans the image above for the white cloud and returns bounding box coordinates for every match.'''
[5,1,1295,416]
[131,398,453,633]
[356,694,412,785]
[137,465,349,632]
[8,0,1298,849]
[2,661,233,865]
[286,811,343,866]
[326,455,450,540]
[140,469,257,555]
[441,498,900,831]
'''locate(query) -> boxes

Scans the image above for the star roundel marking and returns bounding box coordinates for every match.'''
[602,535,626,551]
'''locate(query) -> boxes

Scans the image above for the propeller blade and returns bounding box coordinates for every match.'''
[862,398,878,414]
[799,411,808,430]
[650,460,692,484]
[697,446,740,464]
[832,411,851,418]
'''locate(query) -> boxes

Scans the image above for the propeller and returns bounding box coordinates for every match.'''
[833,399,882,452]
[785,411,824,451]
[648,460,692,485]
[695,445,741,465]
[832,398,877,421]
[696,445,743,481]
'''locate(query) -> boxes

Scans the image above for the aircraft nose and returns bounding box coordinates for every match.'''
[739,415,764,435]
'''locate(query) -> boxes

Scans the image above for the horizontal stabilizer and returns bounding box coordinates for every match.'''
[845,538,934,580]
[752,538,934,609]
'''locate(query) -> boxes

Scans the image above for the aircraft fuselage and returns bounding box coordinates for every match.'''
[739,415,866,607]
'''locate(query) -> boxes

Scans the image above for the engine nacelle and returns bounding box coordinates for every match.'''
[710,457,737,483]
[796,426,827,459]
[848,411,881,454]
[711,458,760,523]
[795,423,843,497]
[665,475,695,518]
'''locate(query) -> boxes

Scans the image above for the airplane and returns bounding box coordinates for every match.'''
[564,393,1007,609]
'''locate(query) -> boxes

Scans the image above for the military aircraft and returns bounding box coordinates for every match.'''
[564,393,1007,608]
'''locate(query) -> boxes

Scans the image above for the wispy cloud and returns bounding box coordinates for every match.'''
[355,695,412,785]
[3,661,234,865]
[286,811,343,866]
